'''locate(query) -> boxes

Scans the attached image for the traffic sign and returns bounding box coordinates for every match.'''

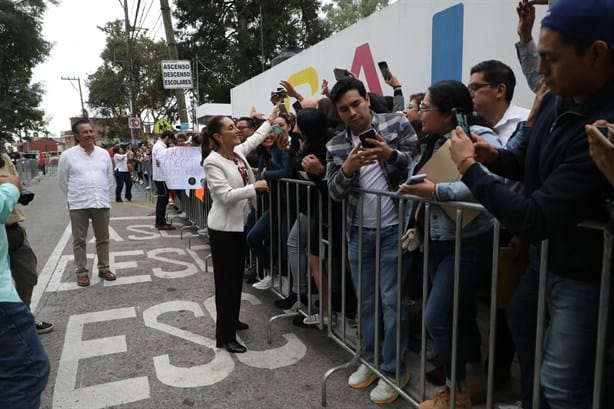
[128,117,141,129]
[161,60,192,90]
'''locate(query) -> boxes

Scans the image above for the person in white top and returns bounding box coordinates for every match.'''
[468,60,529,145]
[112,145,133,202]
[152,131,174,230]
[57,119,116,287]
[201,104,278,354]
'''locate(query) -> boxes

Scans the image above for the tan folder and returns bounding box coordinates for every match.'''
[418,140,480,228]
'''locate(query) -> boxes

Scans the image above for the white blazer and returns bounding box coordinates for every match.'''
[203,121,272,232]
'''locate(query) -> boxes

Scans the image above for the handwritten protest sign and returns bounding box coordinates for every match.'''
[159,147,205,190]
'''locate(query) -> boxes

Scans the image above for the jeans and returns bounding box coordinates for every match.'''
[424,231,491,385]
[114,170,132,201]
[247,210,271,270]
[541,273,613,409]
[0,302,50,408]
[348,225,409,378]
[288,213,309,294]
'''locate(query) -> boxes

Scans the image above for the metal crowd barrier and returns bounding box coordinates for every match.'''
[178,175,612,409]
[15,159,39,185]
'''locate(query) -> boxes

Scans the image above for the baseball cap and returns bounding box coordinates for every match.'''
[541,0,614,49]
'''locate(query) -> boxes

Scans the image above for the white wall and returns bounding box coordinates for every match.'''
[231,0,546,117]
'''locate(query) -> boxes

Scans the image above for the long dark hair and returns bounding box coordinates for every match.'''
[296,108,328,158]
[200,116,226,161]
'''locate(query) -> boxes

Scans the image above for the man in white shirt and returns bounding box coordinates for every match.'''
[469,60,529,145]
[152,131,175,230]
[58,119,116,287]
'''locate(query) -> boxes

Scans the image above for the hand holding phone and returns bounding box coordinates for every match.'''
[358,129,377,148]
[333,68,349,82]
[406,173,427,185]
[452,107,472,139]
[377,61,391,81]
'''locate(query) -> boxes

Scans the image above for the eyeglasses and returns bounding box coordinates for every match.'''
[467,82,492,92]
[419,102,434,113]
[237,126,251,130]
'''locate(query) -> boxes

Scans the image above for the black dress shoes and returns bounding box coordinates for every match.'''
[236,321,249,330]
[216,339,247,353]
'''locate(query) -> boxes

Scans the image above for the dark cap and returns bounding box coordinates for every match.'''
[541,0,614,49]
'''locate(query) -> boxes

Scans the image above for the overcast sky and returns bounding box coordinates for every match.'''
[32,0,164,137]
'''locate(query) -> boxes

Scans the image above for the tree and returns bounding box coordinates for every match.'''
[322,0,389,33]
[0,0,53,142]
[87,20,176,139]
[172,0,330,105]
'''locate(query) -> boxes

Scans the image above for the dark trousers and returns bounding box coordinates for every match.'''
[115,171,132,201]
[9,235,38,308]
[154,181,168,225]
[209,228,247,343]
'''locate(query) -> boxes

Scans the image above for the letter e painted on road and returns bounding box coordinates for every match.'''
[53,307,150,409]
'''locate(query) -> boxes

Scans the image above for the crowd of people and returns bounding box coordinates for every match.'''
[2,0,613,408]
[200,1,614,408]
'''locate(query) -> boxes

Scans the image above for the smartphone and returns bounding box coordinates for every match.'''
[358,129,377,148]
[333,68,349,82]
[588,125,614,147]
[406,173,427,185]
[273,87,287,100]
[452,107,471,137]
[377,61,391,81]
[271,124,284,139]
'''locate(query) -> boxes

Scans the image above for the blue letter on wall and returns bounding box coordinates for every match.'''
[431,3,464,84]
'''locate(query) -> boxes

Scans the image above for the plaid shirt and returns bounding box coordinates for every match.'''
[325,111,417,226]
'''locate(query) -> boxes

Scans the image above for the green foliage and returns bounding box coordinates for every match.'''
[0,0,52,141]
[172,0,330,104]
[87,20,175,138]
[322,0,390,33]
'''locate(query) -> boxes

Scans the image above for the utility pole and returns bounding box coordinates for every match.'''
[60,76,88,118]
[160,0,189,130]
[122,0,137,141]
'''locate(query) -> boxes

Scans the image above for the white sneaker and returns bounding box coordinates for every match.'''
[252,276,273,290]
[178,212,187,219]
[348,363,378,389]
[197,228,208,235]
[369,373,410,404]
[303,313,336,326]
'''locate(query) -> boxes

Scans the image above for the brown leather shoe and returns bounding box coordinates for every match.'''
[156,224,176,230]
[98,270,117,281]
[77,274,90,287]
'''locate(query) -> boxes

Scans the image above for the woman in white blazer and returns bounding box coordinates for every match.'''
[201,105,278,353]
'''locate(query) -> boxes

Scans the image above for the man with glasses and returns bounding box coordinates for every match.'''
[236,117,255,143]
[469,60,529,145]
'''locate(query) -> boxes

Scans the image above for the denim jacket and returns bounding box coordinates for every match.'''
[410,125,503,241]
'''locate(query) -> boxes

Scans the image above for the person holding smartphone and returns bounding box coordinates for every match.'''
[399,80,502,409]
[450,1,614,407]
[326,77,416,404]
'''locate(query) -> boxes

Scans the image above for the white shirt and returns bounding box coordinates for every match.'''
[113,153,129,172]
[351,134,398,228]
[152,140,167,181]
[494,104,530,145]
[58,145,114,210]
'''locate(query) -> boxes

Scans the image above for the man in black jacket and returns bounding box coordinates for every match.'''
[450,0,614,408]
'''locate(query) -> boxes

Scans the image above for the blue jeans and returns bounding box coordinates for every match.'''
[424,231,491,385]
[348,225,409,378]
[541,273,613,409]
[0,302,50,409]
[247,210,271,270]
